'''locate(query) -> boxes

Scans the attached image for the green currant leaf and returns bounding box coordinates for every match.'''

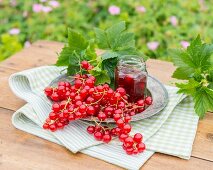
[67,28,88,51]
[194,87,213,118]
[176,79,200,95]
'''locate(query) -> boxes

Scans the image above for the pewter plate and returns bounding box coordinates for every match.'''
[49,74,168,122]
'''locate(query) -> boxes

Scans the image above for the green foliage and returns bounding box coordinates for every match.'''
[171,36,213,118]
[0,34,22,61]
[56,22,142,86]
[1,0,213,61]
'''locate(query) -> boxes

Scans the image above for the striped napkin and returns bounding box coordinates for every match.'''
[9,66,199,170]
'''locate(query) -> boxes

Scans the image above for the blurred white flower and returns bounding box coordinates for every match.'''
[24,41,31,48]
[147,41,159,51]
[170,16,178,26]
[23,11,28,17]
[40,0,47,2]
[108,5,120,15]
[49,0,60,8]
[42,6,52,13]
[33,3,43,13]
[180,41,190,49]
[9,28,20,35]
[136,6,146,13]
[10,0,17,7]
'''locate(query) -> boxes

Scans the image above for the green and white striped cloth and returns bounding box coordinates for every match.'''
[9,66,199,170]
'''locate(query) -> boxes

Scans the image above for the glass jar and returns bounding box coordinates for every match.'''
[115,55,147,102]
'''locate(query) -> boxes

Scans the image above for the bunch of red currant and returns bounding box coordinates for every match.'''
[43,60,152,155]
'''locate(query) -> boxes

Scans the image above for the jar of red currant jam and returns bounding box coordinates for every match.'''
[115,55,147,102]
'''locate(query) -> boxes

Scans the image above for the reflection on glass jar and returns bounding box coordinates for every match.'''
[115,55,147,102]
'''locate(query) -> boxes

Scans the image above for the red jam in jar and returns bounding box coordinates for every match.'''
[115,55,147,102]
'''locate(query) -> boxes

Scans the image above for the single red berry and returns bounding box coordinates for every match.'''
[68,114,75,121]
[103,84,110,90]
[89,75,96,81]
[44,87,53,96]
[123,124,131,134]
[97,112,107,121]
[126,147,134,155]
[49,112,57,120]
[102,134,112,143]
[75,112,82,119]
[119,133,128,142]
[49,124,57,132]
[58,86,65,95]
[75,79,83,88]
[117,101,125,109]
[56,122,64,129]
[52,103,60,112]
[60,100,67,109]
[116,119,124,128]
[94,131,103,141]
[114,92,121,100]
[79,105,87,113]
[89,88,95,95]
[129,111,135,116]
[124,136,134,147]
[43,123,49,129]
[75,100,83,107]
[86,96,95,104]
[137,99,144,107]
[94,125,102,132]
[74,95,82,102]
[51,93,59,101]
[58,82,65,86]
[110,128,117,136]
[136,143,146,153]
[63,109,69,118]
[116,87,126,96]
[113,113,121,121]
[115,127,122,135]
[87,126,95,134]
[96,85,104,92]
[114,109,122,115]
[145,96,152,105]
[85,79,94,87]
[107,89,114,98]
[134,133,143,143]
[87,106,95,115]
[124,115,131,123]
[81,60,89,70]
[133,148,139,155]
[65,82,71,88]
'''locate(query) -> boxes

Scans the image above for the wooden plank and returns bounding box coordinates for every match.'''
[1,108,212,170]
[192,112,213,161]
[0,68,26,110]
[143,153,213,170]
[0,108,121,170]
[0,40,213,169]
[0,44,61,71]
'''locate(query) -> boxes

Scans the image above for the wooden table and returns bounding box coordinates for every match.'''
[0,41,212,170]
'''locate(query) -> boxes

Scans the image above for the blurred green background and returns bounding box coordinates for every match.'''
[0,0,212,61]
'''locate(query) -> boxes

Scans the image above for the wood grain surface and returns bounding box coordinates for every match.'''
[0,40,212,170]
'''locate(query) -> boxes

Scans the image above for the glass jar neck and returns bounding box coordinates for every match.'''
[117,55,146,72]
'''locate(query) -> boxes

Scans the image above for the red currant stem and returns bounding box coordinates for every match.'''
[115,100,119,109]
[121,97,129,104]
[63,97,71,110]
[88,90,106,105]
